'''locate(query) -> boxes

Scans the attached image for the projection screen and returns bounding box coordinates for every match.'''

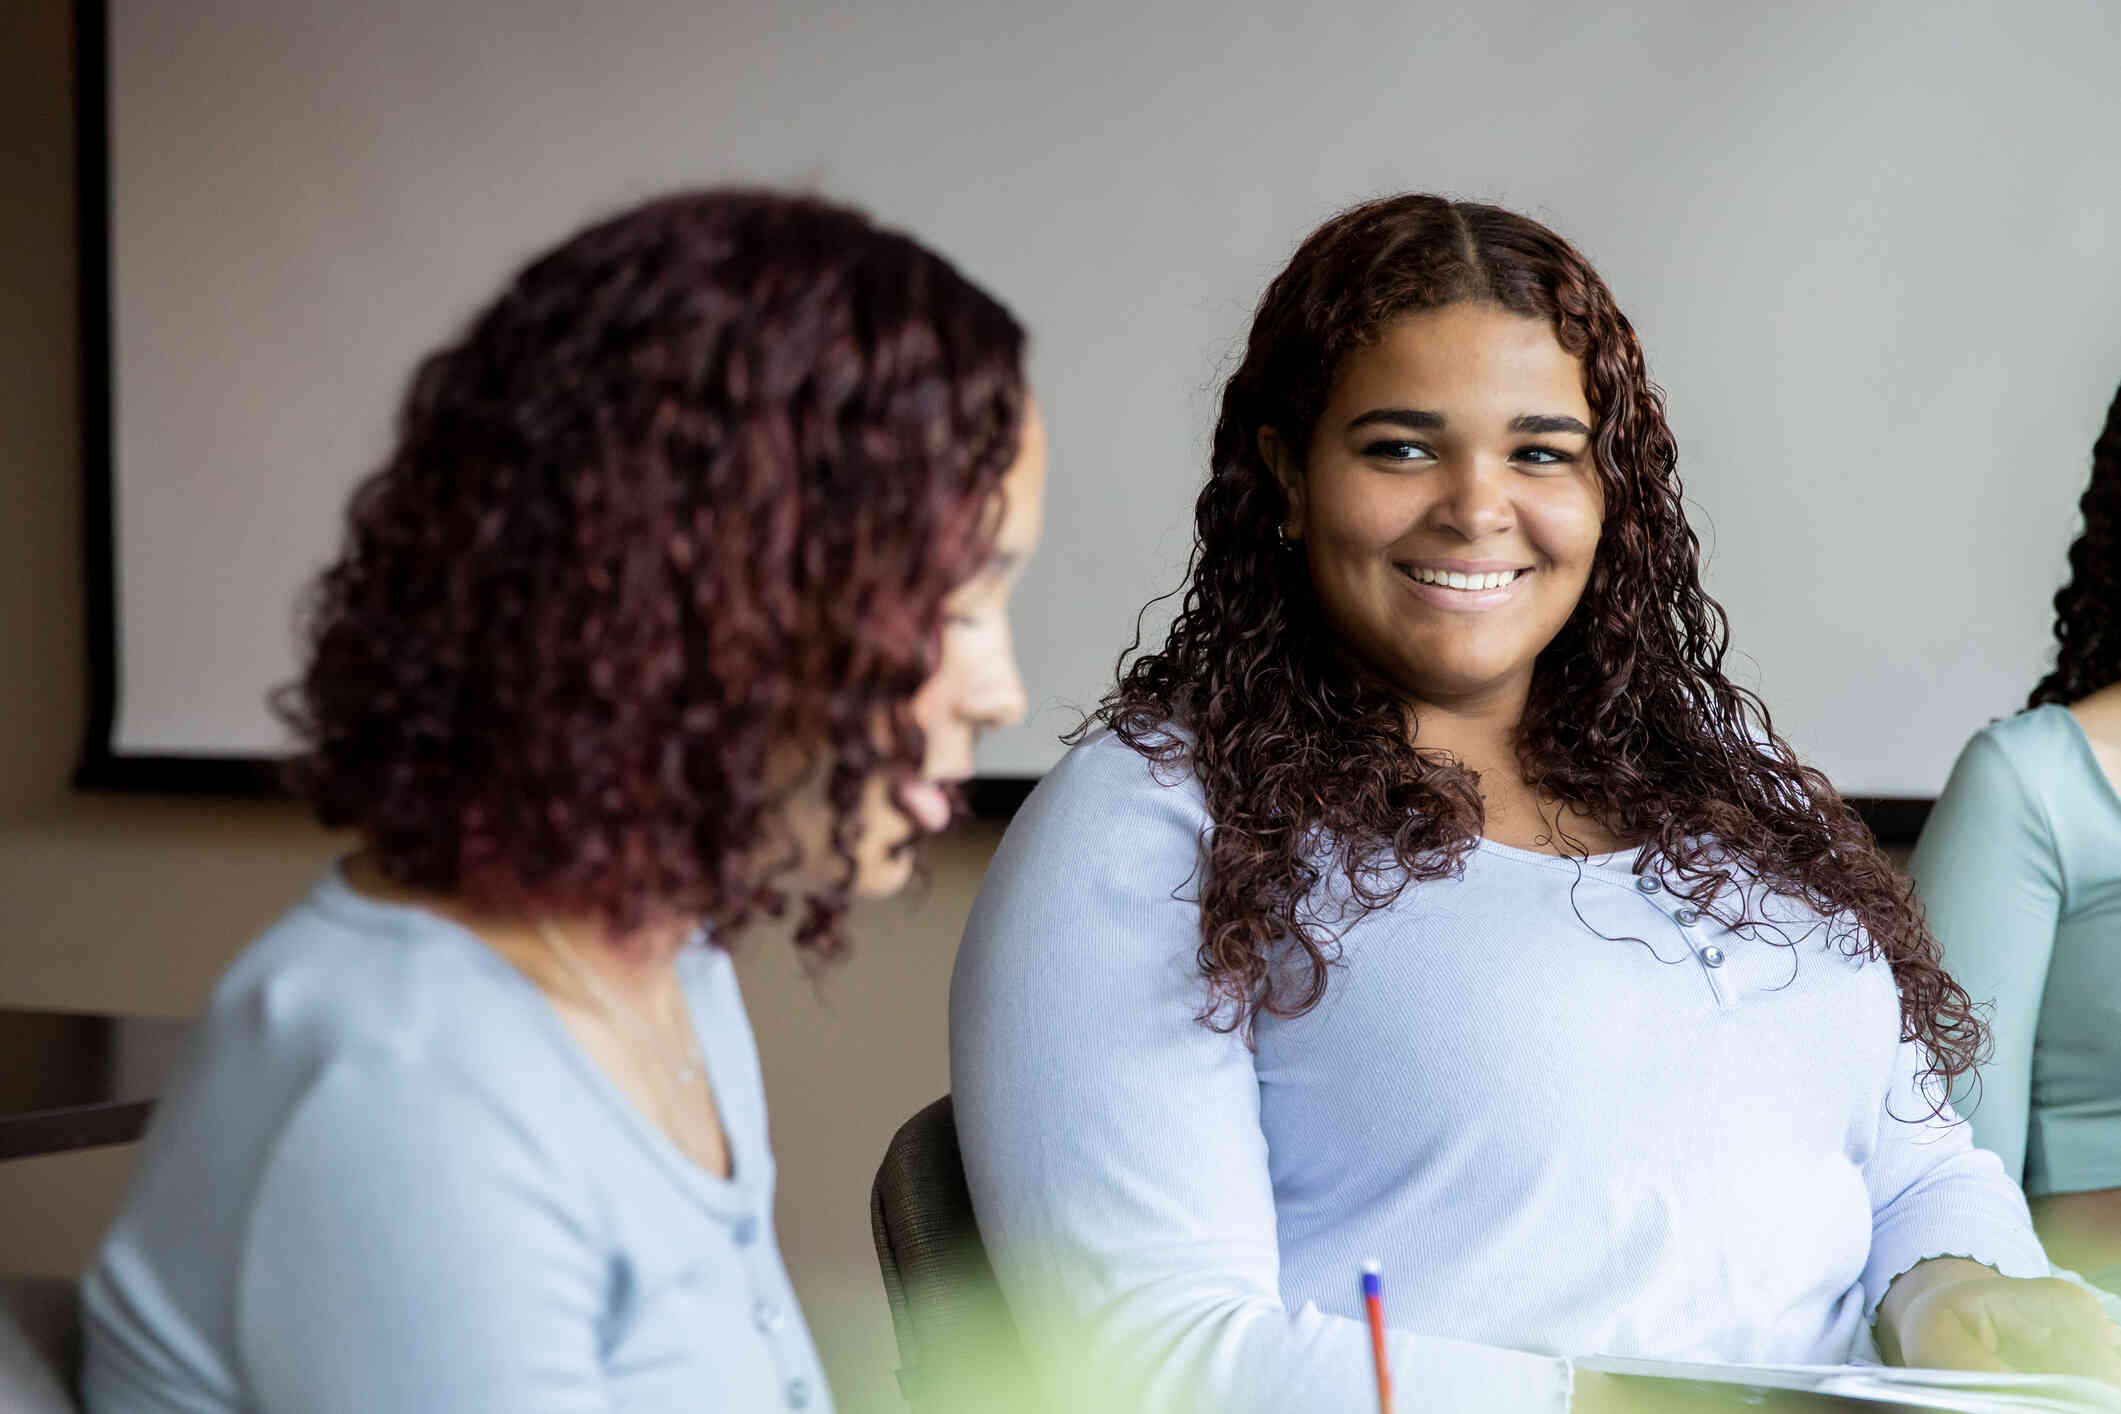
[80,0,2121,821]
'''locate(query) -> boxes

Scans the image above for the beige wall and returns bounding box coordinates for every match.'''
[0,6,1000,1408]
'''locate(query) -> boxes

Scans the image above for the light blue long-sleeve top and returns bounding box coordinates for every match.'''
[81,865,830,1414]
[950,730,2049,1414]
[1912,704,2121,1198]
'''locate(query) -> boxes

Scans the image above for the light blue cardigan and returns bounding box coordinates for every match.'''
[950,730,2048,1414]
[82,866,829,1414]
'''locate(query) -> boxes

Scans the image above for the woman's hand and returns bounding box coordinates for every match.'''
[1878,1257,2121,1385]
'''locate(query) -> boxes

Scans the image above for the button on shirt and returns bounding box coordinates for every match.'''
[82,868,833,1413]
[950,731,2047,1414]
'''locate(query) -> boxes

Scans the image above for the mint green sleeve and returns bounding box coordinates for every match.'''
[1910,732,2064,1186]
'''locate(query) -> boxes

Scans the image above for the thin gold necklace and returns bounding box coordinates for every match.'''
[534,919,706,1091]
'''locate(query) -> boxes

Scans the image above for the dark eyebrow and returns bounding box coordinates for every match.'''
[1509,413,1592,436]
[1346,408,1445,432]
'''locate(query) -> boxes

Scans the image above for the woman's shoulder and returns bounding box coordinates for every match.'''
[1956,704,2103,805]
[954,728,1233,1041]
[201,868,566,1103]
[1976,702,2078,753]
[980,726,1215,891]
[1015,724,1206,826]
[960,727,1212,966]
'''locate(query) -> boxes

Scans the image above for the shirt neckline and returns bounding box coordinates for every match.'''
[308,861,757,1217]
[2043,702,2121,822]
[1472,835,1652,875]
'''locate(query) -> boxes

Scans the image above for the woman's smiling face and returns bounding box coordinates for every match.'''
[1265,302,1605,715]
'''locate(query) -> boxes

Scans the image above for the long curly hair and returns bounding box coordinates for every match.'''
[2029,378,2121,708]
[1091,194,1980,1091]
[278,190,1026,955]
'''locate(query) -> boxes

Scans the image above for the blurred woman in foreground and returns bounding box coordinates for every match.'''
[1915,377,2121,1293]
[83,189,1045,1413]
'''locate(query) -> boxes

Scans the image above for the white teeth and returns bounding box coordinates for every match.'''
[1408,567,1523,590]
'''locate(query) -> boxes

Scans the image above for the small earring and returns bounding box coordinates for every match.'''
[1276,523,1297,548]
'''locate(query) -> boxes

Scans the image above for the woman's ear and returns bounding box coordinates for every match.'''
[1257,426,1305,542]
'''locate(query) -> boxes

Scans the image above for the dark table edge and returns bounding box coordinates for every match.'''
[0,1099,156,1163]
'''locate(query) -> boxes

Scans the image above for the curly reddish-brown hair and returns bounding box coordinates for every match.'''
[1092,194,1982,1094]
[2029,376,2121,708]
[278,189,1026,955]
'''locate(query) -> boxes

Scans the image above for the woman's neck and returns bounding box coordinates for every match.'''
[339,853,691,1013]
[1401,688,1626,854]
[1400,681,1527,778]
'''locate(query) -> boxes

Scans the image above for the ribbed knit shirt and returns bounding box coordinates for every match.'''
[949,730,2049,1414]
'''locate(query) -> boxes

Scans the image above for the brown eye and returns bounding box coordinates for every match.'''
[1361,439,1433,462]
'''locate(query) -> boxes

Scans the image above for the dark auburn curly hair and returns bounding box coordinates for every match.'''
[1090,194,1981,1092]
[278,189,1026,955]
[2029,378,2121,708]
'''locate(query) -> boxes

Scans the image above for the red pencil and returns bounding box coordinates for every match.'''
[1362,1259,1393,1414]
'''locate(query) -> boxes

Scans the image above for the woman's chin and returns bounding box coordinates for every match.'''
[849,843,918,900]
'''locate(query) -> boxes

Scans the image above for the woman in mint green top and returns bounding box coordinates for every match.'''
[1912,377,2121,1292]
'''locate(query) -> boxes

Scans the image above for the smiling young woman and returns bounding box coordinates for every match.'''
[949,195,2121,1413]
